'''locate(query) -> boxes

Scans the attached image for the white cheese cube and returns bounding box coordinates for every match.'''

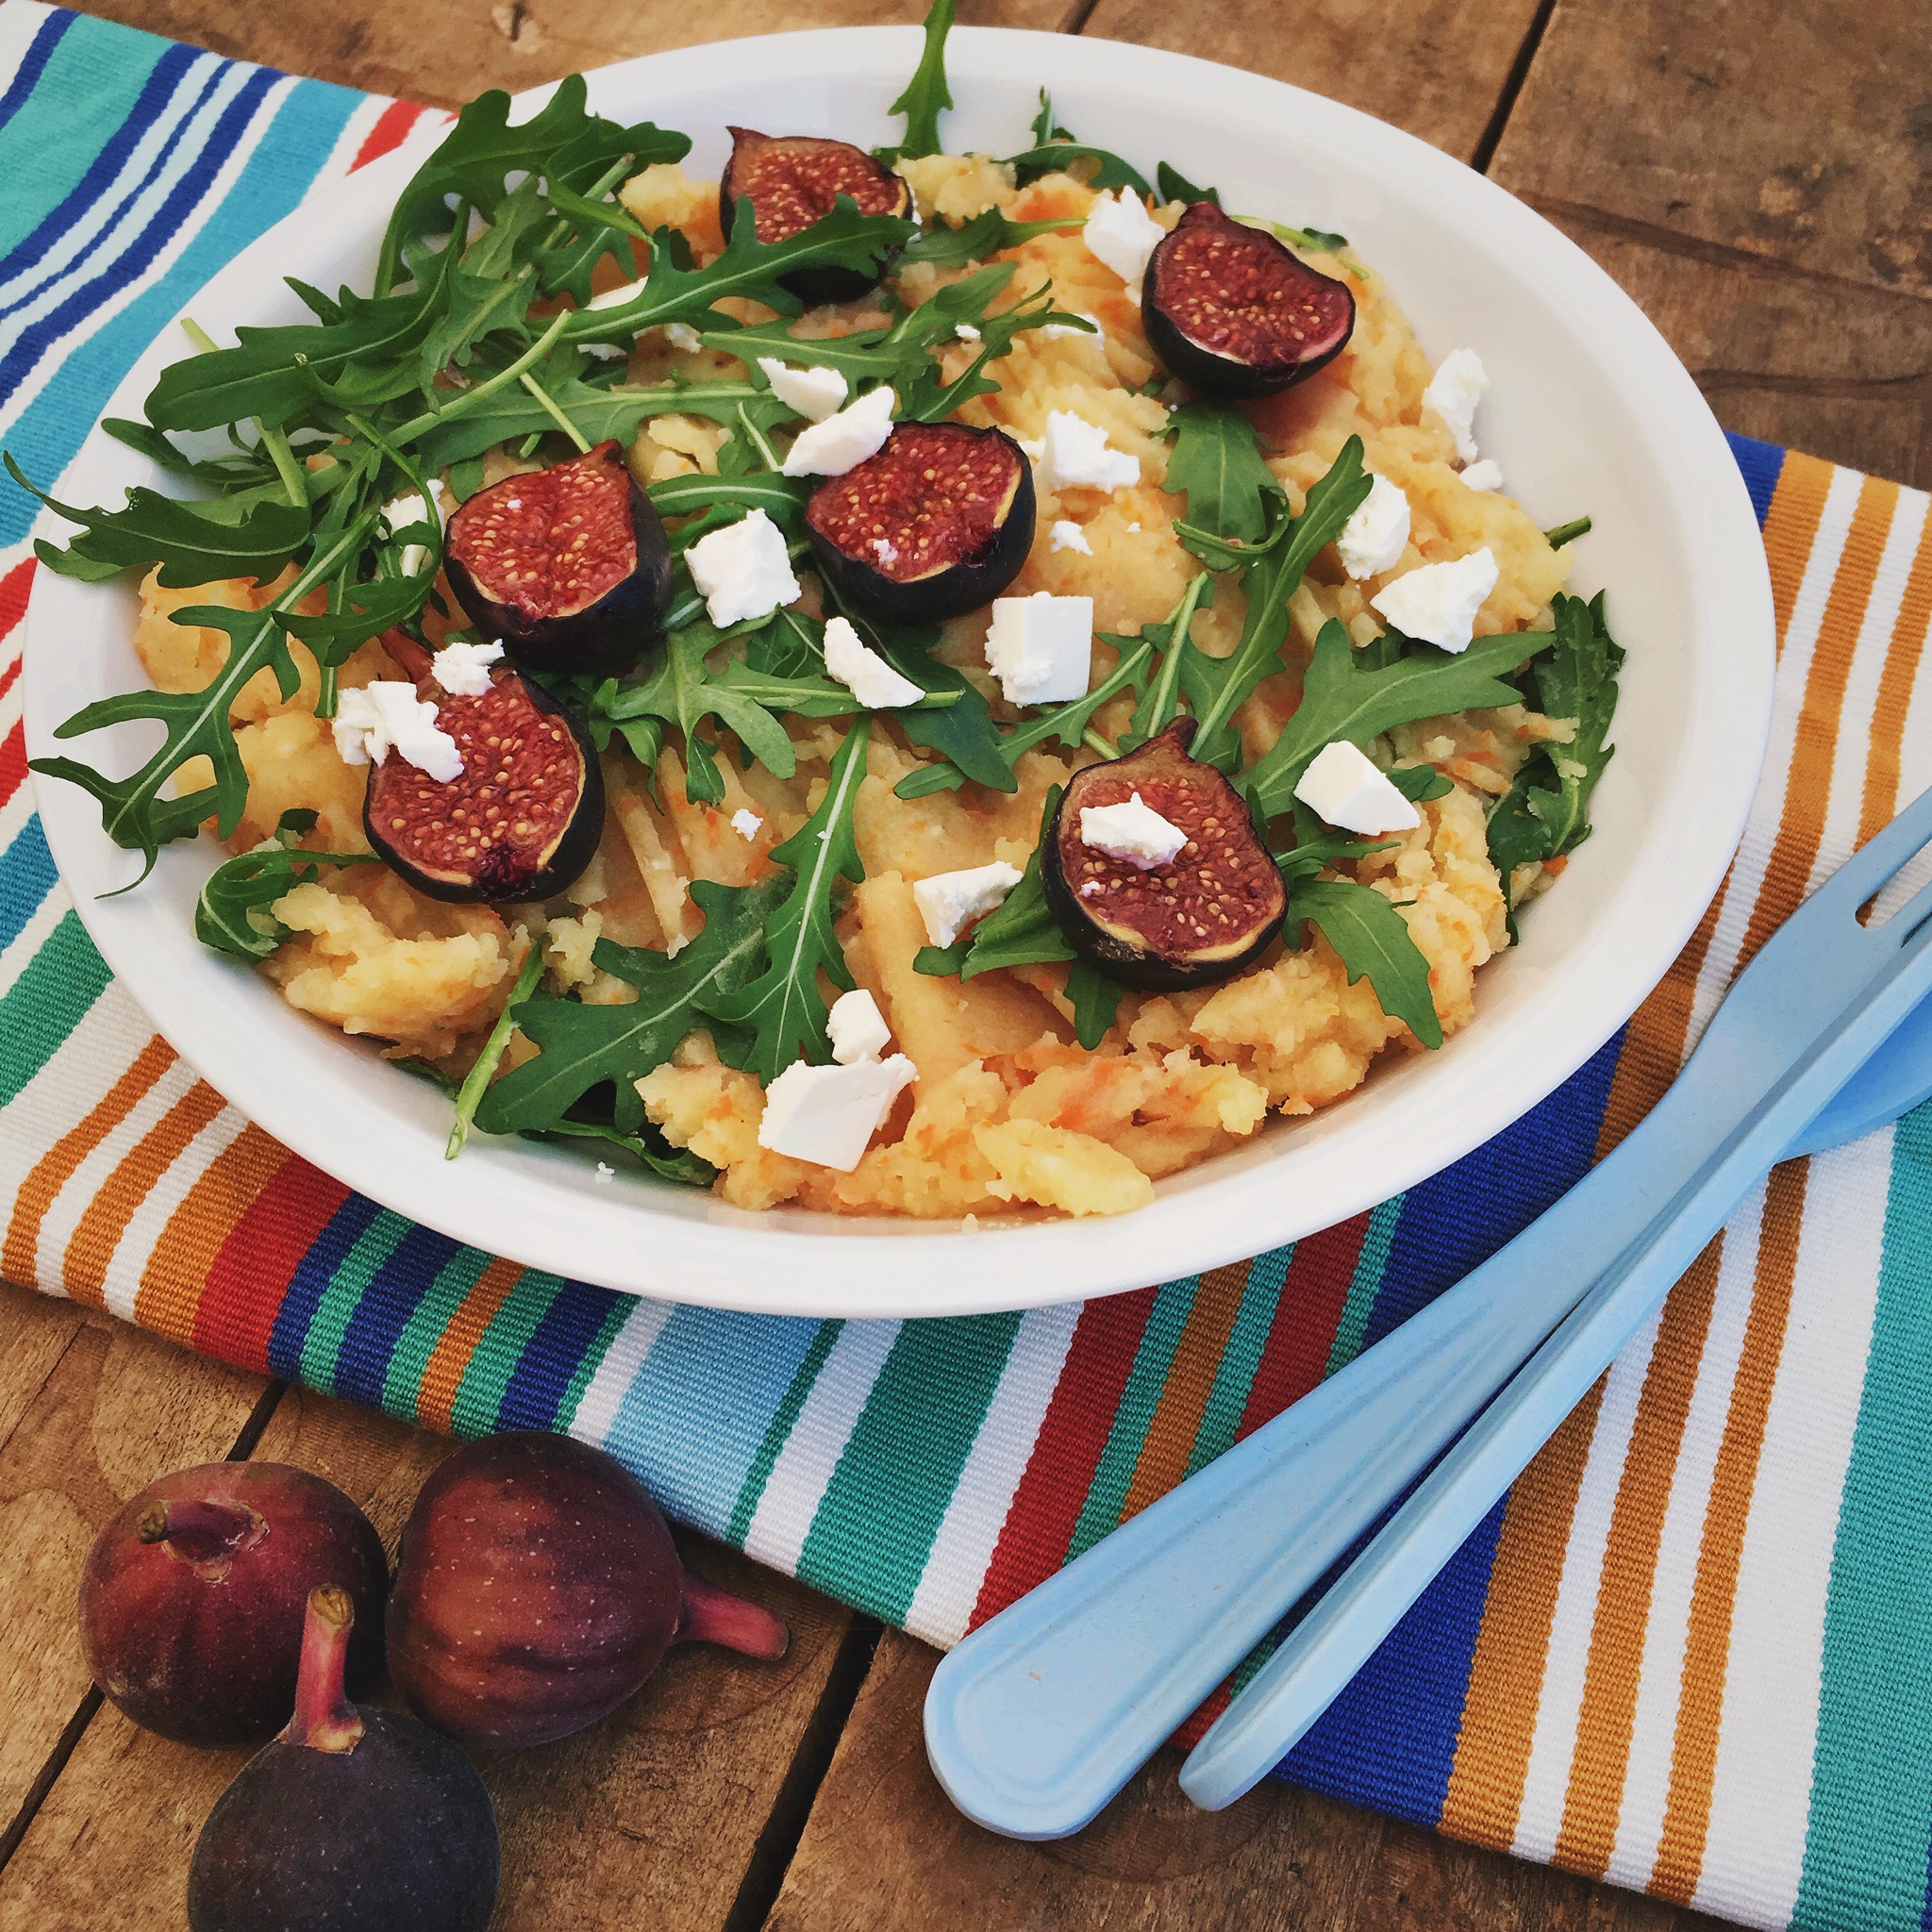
[1292,741,1424,836]
[912,861,1024,949]
[757,357,848,423]
[1078,791,1189,869]
[586,275,648,311]
[1038,410,1140,493]
[1459,458,1504,493]
[822,614,924,709]
[427,637,504,697]
[780,384,896,477]
[730,808,763,841]
[663,322,704,353]
[1083,189,1165,290]
[955,323,982,341]
[1371,547,1500,653]
[331,682,463,782]
[1049,519,1092,555]
[1422,347,1488,462]
[1336,473,1411,579]
[686,508,802,626]
[983,591,1094,706]
[826,987,893,1064]
[757,1054,918,1170]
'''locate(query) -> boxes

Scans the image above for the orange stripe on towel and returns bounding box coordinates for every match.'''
[1859,505,1932,844]
[416,1256,526,1433]
[3,1036,175,1299]
[1120,1260,1251,1520]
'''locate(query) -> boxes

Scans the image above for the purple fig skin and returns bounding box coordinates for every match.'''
[188,1588,499,1932]
[78,1463,388,1747]
[388,1433,786,1749]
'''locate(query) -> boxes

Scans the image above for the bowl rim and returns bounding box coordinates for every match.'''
[21,23,1775,1319]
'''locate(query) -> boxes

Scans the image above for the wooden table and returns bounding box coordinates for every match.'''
[4,1,1926,1925]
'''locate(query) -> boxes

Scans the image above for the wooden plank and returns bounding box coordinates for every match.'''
[1076,0,1546,161]
[0,1282,273,1836]
[0,1374,860,1932]
[1491,0,1931,306]
[763,1632,1739,1931]
[66,0,1074,108]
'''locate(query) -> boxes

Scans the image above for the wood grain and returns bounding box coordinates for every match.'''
[67,0,1073,108]
[1491,0,1932,304]
[1077,0,1547,162]
[764,1632,1740,1932]
[0,1374,857,1932]
[0,1283,271,1836]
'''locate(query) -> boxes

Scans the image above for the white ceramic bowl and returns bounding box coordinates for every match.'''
[22,26,1774,1318]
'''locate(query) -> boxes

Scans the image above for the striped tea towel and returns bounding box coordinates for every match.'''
[5,6,1932,1924]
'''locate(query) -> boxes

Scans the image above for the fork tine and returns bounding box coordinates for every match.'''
[1879,864,1932,947]
[1803,784,1932,922]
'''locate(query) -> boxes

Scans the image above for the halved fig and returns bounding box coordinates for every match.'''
[1042,720,1286,990]
[363,633,604,905]
[1142,202,1356,399]
[443,440,671,677]
[720,127,914,305]
[806,422,1034,623]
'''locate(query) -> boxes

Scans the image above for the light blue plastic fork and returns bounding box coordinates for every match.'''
[925,785,1932,1840]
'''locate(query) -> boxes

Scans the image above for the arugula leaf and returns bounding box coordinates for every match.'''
[32,510,379,873]
[884,0,956,161]
[1243,619,1530,819]
[891,638,1153,799]
[895,208,1083,271]
[1005,142,1153,199]
[1243,215,1350,256]
[475,874,787,1136]
[700,722,869,1080]
[447,937,546,1157]
[1029,89,1072,148]
[1123,571,1211,748]
[1288,877,1442,1048]
[898,284,1094,423]
[192,810,377,959]
[1389,762,1454,803]
[1156,160,1221,207]
[1162,402,1282,545]
[1485,592,1623,904]
[525,1117,716,1188]
[648,470,809,531]
[10,455,309,588]
[1545,515,1592,548]
[913,785,1125,1047]
[1178,436,1373,769]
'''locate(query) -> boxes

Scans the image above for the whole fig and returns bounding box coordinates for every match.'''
[78,1462,387,1746]
[389,1433,787,1748]
[189,1586,498,1932]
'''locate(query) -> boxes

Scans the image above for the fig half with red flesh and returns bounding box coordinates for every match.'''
[1042,720,1286,990]
[806,422,1035,624]
[721,126,914,305]
[364,631,604,905]
[443,439,671,676]
[1142,201,1356,399]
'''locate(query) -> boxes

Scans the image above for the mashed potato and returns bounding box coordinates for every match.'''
[149,157,1572,1219]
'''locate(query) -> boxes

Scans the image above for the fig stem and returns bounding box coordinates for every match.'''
[281,1586,365,1754]
[518,370,592,455]
[678,1571,790,1660]
[136,1496,265,1564]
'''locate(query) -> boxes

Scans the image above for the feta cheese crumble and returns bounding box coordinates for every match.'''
[1292,741,1424,836]
[331,682,462,782]
[757,1054,918,1171]
[822,614,924,709]
[1422,347,1488,462]
[1459,458,1504,492]
[595,1162,616,1184]
[1371,547,1500,654]
[779,384,896,477]
[913,861,1024,949]
[1041,314,1105,343]
[685,509,801,626]
[663,322,704,354]
[1036,411,1140,494]
[983,591,1094,706]
[427,637,504,698]
[1336,474,1411,579]
[1049,519,1092,555]
[954,323,982,342]
[872,537,899,567]
[826,987,893,1065]
[757,357,848,423]
[582,276,649,359]
[730,808,763,841]
[380,487,443,577]
[1082,189,1165,292]
[1078,791,1189,869]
